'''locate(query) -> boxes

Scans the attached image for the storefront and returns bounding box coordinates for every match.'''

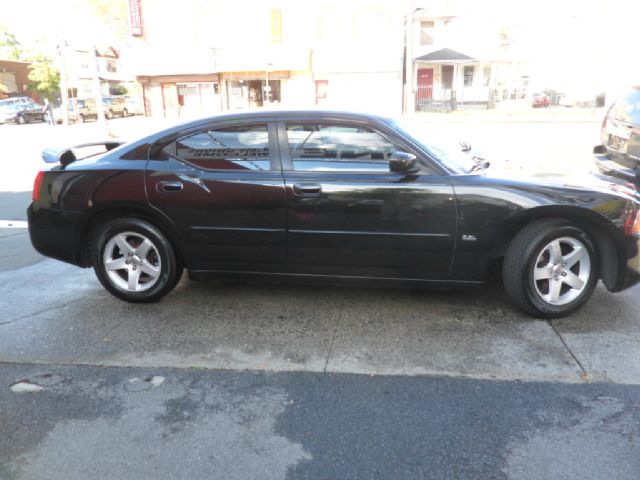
[137,74,222,119]
[220,71,288,110]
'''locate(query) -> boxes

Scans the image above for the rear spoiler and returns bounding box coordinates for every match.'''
[42,140,126,166]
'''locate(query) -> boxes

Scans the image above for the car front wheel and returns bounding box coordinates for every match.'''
[94,218,179,302]
[503,219,597,318]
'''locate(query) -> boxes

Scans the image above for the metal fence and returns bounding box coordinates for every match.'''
[415,87,492,112]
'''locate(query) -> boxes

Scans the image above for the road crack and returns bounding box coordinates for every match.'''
[547,319,590,382]
[0,297,86,327]
[323,291,346,373]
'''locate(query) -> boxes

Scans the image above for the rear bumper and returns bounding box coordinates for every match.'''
[593,149,639,183]
[28,204,85,267]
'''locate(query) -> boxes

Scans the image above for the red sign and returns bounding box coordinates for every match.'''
[129,0,143,36]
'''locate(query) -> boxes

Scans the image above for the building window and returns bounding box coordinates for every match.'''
[464,66,474,87]
[81,81,93,97]
[420,21,435,45]
[271,8,282,43]
[106,59,117,73]
[483,66,491,86]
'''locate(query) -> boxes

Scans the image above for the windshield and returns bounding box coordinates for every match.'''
[391,118,476,173]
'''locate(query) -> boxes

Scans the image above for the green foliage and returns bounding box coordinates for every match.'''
[0,27,23,60]
[87,0,131,40]
[110,84,128,95]
[27,54,60,102]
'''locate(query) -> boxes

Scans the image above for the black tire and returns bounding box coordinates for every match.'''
[79,114,85,123]
[105,109,114,120]
[93,218,179,303]
[503,219,598,318]
[123,108,128,117]
[17,115,25,125]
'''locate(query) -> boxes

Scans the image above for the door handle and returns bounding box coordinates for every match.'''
[157,180,183,192]
[293,183,322,196]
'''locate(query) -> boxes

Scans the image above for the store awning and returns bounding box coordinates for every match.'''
[415,48,476,64]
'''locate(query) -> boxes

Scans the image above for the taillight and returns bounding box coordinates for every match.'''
[624,207,640,237]
[32,171,44,202]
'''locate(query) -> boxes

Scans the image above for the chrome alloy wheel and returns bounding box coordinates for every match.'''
[102,231,161,292]
[532,236,591,306]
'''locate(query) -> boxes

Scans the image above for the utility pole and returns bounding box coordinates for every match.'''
[91,45,109,135]
[57,43,70,125]
[265,62,273,106]
[403,1,416,115]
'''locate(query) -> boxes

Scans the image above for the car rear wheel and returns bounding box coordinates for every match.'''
[123,108,128,116]
[105,109,114,119]
[503,219,598,318]
[17,115,25,125]
[94,218,179,302]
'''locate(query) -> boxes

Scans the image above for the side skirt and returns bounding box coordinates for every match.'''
[187,270,485,290]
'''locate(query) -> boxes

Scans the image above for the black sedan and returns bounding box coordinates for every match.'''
[0,96,46,124]
[28,110,640,318]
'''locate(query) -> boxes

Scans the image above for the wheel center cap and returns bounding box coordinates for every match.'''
[551,263,564,277]
[130,255,141,267]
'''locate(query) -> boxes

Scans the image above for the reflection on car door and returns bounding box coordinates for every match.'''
[278,120,456,280]
[146,120,287,272]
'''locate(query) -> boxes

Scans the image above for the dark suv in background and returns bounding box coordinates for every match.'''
[594,86,640,182]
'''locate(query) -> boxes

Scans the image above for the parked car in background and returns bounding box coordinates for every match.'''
[531,93,550,108]
[53,96,133,123]
[53,98,99,123]
[124,96,144,115]
[28,110,640,318]
[594,86,640,183]
[0,96,46,124]
[102,96,127,118]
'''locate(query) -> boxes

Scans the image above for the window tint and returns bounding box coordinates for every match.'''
[286,124,399,172]
[162,124,271,171]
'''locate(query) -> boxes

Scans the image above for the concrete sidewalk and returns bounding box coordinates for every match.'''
[411,106,604,124]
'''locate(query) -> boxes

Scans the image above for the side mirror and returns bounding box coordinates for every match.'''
[389,151,418,173]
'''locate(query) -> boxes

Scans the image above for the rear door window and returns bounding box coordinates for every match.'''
[611,89,640,125]
[161,124,273,171]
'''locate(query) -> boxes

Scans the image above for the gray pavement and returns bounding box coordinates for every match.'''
[2,117,640,479]
[1,252,639,384]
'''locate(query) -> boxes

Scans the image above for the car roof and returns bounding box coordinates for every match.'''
[162,108,394,131]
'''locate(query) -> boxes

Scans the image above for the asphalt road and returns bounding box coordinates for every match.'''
[2,364,640,480]
[2,116,640,479]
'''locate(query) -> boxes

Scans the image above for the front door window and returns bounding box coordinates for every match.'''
[285,124,399,173]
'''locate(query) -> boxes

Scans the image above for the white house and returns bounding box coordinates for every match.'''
[408,5,531,112]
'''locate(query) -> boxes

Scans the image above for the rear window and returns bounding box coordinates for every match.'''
[610,88,640,125]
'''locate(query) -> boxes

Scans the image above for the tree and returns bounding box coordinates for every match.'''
[0,28,23,60]
[27,54,60,102]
